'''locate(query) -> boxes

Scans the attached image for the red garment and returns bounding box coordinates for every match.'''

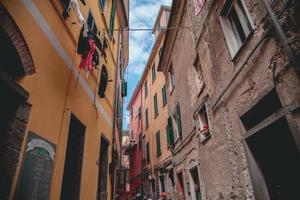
[79,38,96,71]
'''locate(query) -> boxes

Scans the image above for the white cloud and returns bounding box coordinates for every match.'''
[126,0,172,76]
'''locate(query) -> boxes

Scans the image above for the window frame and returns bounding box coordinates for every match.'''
[144,81,148,98]
[219,0,254,59]
[151,63,156,83]
[156,131,161,156]
[109,0,116,36]
[145,108,149,129]
[168,64,175,94]
[100,0,107,12]
[146,142,150,163]
[162,85,167,106]
[87,11,99,35]
[195,104,211,144]
[154,93,159,117]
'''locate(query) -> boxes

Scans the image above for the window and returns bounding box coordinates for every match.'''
[159,48,163,58]
[138,133,142,148]
[137,106,142,120]
[195,105,210,143]
[156,131,161,156]
[146,142,150,163]
[145,108,149,129]
[109,0,116,35]
[151,63,156,82]
[240,89,282,130]
[87,12,99,35]
[130,108,133,120]
[97,137,110,200]
[144,81,148,98]
[100,0,107,11]
[193,0,205,15]
[166,116,175,146]
[220,0,254,58]
[60,0,71,18]
[162,85,167,105]
[168,64,175,93]
[177,172,186,199]
[61,114,86,200]
[121,80,127,97]
[174,104,182,138]
[154,93,158,117]
[159,175,166,192]
[189,167,202,200]
[193,55,205,94]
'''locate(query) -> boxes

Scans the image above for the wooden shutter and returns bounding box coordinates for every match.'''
[168,117,174,145]
[162,85,167,104]
[156,131,161,156]
[109,0,116,35]
[146,142,150,163]
[121,80,127,97]
[176,104,182,137]
[145,108,149,129]
[152,64,156,82]
[166,125,170,146]
[98,65,108,98]
[154,94,158,115]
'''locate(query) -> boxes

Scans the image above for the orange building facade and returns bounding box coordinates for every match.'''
[0,0,128,199]
[126,5,172,199]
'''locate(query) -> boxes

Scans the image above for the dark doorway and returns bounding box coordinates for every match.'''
[61,114,86,200]
[246,117,300,200]
[0,19,29,199]
[176,171,185,200]
[97,136,109,200]
[0,27,24,79]
[190,167,202,200]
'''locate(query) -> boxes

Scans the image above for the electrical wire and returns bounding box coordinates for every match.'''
[113,25,197,32]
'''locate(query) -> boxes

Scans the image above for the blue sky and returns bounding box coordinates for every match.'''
[123,0,172,129]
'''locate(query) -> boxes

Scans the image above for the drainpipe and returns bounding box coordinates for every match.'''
[140,81,144,197]
[111,30,122,200]
[261,0,300,78]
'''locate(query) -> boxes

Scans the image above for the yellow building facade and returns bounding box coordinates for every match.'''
[0,0,128,199]
[133,5,171,198]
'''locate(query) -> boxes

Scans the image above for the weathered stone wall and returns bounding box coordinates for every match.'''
[0,102,31,200]
[166,0,300,199]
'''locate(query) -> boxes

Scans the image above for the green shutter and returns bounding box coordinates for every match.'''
[100,0,106,9]
[166,125,170,146]
[121,80,127,97]
[168,117,174,145]
[109,0,116,35]
[152,64,156,82]
[144,81,148,97]
[156,131,161,156]
[162,85,167,105]
[145,108,149,129]
[154,94,158,115]
[176,104,182,137]
[146,142,150,163]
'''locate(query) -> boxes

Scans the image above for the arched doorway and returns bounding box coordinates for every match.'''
[0,4,35,199]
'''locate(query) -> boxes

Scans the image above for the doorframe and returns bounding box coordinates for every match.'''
[242,102,300,200]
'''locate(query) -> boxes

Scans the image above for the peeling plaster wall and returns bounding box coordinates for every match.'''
[166,0,300,199]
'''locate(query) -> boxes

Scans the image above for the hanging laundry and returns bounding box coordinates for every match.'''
[79,38,96,71]
[70,0,85,26]
[98,65,108,98]
[91,32,103,52]
[92,49,99,69]
[79,0,86,5]
[77,25,90,55]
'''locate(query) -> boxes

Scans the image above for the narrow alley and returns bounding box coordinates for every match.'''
[0,0,299,200]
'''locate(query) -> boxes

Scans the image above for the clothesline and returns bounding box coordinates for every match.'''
[113,25,197,32]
